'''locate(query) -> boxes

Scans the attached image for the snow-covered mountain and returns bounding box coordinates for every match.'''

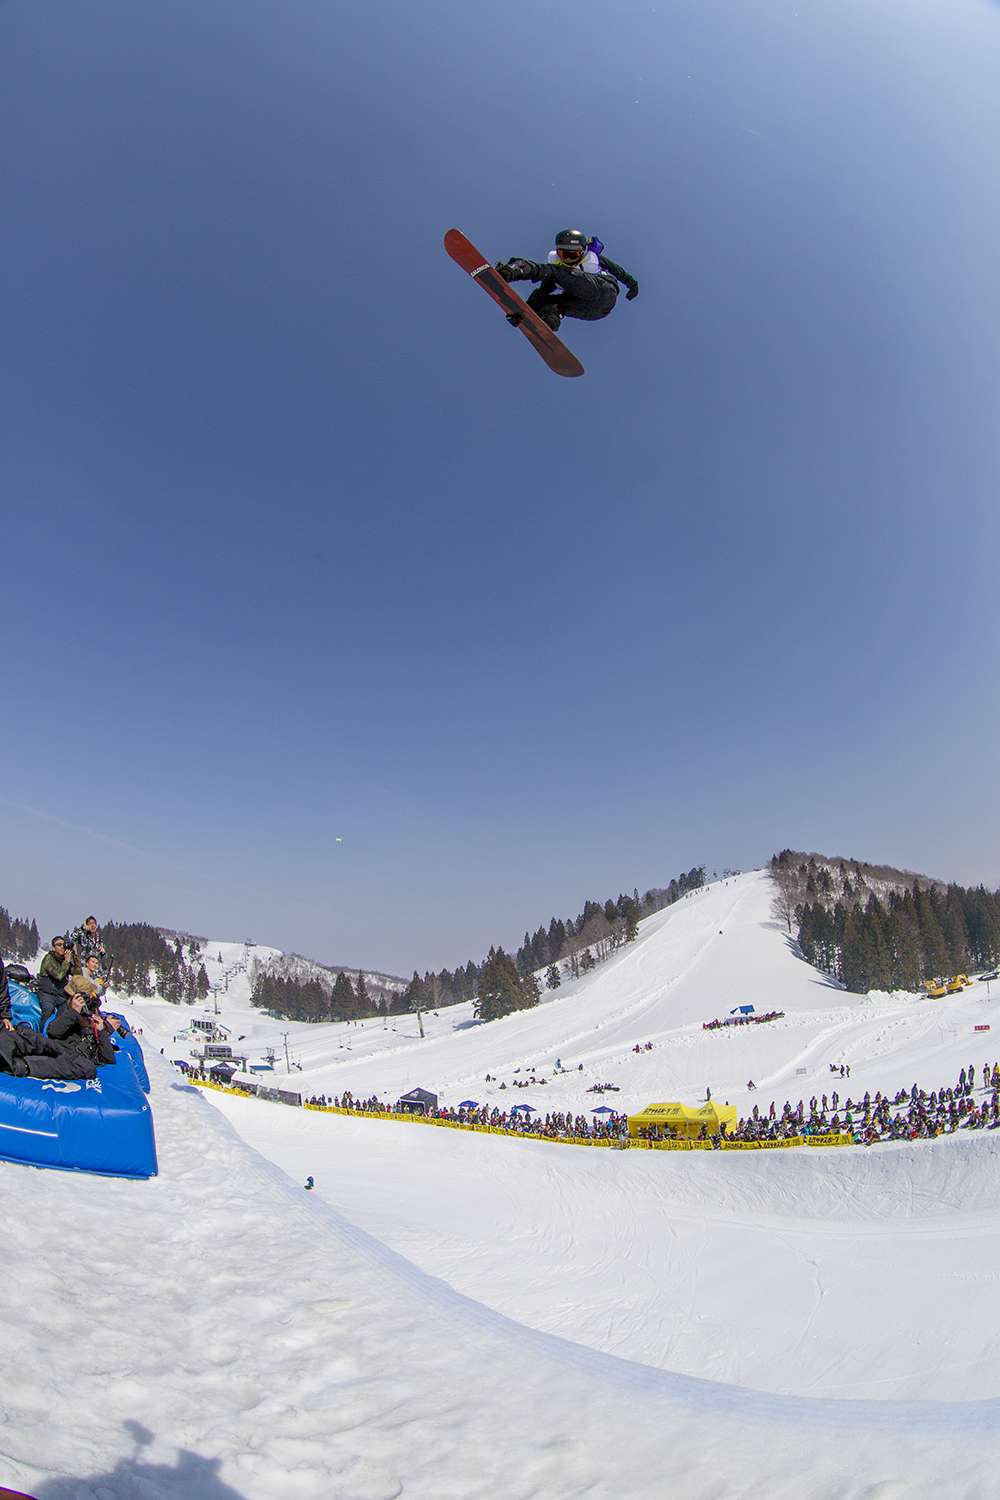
[4,869,999,1499]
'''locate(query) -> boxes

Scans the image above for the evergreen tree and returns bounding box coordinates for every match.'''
[943,887,969,974]
[618,895,640,942]
[475,946,536,1022]
[915,888,949,979]
[331,970,357,1020]
[403,971,429,1013]
[546,963,561,990]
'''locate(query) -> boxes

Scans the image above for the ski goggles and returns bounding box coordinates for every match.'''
[556,246,585,263]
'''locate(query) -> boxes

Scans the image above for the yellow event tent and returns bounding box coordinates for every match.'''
[627,1101,738,1142]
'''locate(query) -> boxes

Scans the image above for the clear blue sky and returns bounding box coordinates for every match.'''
[2,0,1000,975]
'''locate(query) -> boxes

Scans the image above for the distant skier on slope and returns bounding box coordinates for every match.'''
[495,230,638,332]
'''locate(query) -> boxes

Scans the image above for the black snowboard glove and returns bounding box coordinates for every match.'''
[626,282,639,300]
[495,262,515,282]
[504,258,537,281]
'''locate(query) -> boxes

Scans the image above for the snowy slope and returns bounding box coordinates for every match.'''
[134,871,995,1120]
[2,1056,998,1500]
[112,870,1000,1416]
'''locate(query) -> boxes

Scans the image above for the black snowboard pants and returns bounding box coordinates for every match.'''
[526,265,618,322]
[37,979,64,1027]
[0,1025,96,1080]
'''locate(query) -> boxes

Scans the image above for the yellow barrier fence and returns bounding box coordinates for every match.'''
[189,1080,856,1151]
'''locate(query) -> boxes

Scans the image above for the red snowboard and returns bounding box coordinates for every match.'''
[444,229,584,378]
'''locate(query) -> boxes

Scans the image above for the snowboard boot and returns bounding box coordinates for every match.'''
[538,308,562,333]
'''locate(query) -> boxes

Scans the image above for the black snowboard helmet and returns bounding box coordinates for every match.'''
[554,228,588,264]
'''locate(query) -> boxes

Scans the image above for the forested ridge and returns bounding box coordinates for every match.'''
[0,907,39,962]
[771,850,1000,993]
[392,865,710,1025]
[1,863,711,1024]
[103,922,212,1002]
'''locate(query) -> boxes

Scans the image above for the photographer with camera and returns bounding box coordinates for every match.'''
[47,983,119,1069]
[37,935,80,1027]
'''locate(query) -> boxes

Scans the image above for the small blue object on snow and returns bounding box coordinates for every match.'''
[305,1176,314,1190]
[458,1099,479,1108]
[0,1060,157,1179]
[730,1005,755,1015]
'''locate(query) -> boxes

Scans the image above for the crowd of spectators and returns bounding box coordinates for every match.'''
[258,1062,1000,1149]
[702,1010,785,1031]
[725,1062,1000,1143]
[305,1089,631,1140]
[0,917,122,1081]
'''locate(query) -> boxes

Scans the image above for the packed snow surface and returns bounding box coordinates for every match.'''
[4,871,1000,1498]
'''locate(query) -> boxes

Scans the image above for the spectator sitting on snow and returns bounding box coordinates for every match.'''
[47,991,119,1068]
[37,935,79,1025]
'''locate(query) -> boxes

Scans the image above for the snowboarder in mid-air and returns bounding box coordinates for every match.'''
[495,229,638,333]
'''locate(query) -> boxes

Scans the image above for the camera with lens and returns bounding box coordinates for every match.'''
[82,994,102,1015]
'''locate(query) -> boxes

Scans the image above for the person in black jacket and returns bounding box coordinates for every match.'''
[495,229,638,333]
[0,1023,96,1079]
[47,992,119,1068]
[0,958,14,1033]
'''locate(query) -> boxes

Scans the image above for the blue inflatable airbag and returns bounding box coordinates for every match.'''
[9,979,41,1030]
[0,1063,157,1179]
[108,1014,150,1092]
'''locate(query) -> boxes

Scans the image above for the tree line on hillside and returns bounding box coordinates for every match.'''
[770,851,1000,993]
[250,969,400,1023]
[1,864,710,1026]
[404,865,708,1024]
[0,907,39,962]
[252,865,709,1026]
[104,923,211,1003]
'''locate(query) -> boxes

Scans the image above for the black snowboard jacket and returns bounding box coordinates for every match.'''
[514,255,638,297]
[47,1006,118,1067]
[0,1025,97,1080]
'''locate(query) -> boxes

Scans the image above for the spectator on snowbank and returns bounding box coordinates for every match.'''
[0,958,13,1032]
[0,1024,96,1080]
[68,916,106,969]
[48,992,119,1069]
[37,936,79,1025]
[82,954,107,997]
